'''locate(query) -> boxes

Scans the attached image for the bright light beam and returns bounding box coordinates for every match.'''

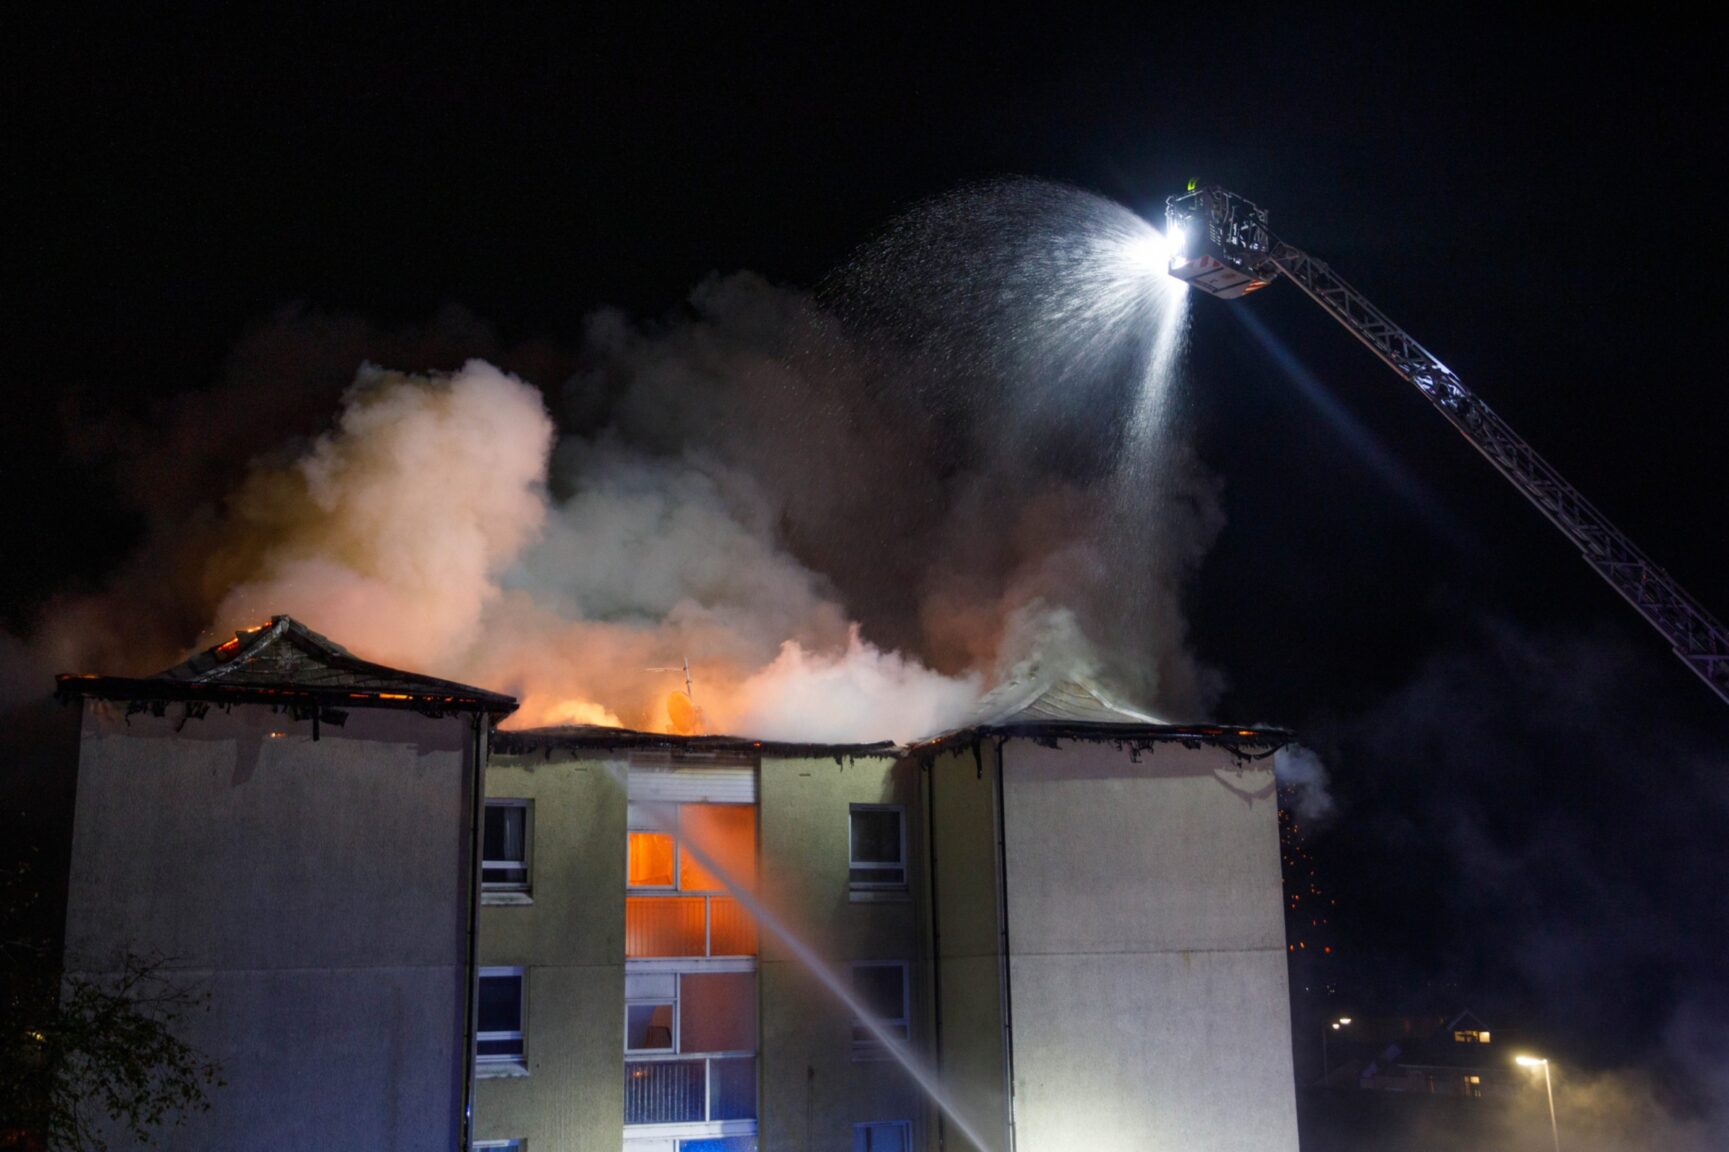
[1224,302,1473,550]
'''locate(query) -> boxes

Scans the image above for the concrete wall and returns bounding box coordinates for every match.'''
[474,749,628,1151]
[62,697,479,1152]
[758,753,927,1152]
[927,744,1011,1152]
[998,738,1298,1152]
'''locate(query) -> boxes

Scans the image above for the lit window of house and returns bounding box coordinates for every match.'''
[625,973,677,1054]
[483,800,531,892]
[623,778,760,1150]
[1453,1029,1491,1044]
[849,806,907,891]
[477,968,525,1073]
[1464,1074,1483,1099]
[628,830,676,887]
[854,1121,911,1151]
[851,962,910,1058]
[626,804,758,958]
[623,971,757,1126]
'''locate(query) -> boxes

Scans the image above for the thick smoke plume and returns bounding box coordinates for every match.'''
[210,360,554,672]
[11,180,1216,741]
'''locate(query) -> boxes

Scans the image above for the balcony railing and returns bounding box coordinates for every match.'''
[627,896,757,958]
[624,1054,756,1125]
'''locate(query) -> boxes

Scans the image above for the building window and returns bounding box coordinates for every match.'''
[474,1143,524,1151]
[477,967,525,1070]
[854,1122,911,1152]
[626,972,678,1054]
[623,970,757,1126]
[1464,1074,1483,1099]
[483,800,531,891]
[626,804,758,958]
[1453,1029,1491,1044]
[851,962,910,1057]
[849,805,906,891]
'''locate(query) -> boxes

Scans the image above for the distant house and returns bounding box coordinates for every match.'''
[56,616,516,1151]
[1357,1010,1516,1099]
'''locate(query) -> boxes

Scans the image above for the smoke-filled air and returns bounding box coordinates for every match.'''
[19,179,1206,742]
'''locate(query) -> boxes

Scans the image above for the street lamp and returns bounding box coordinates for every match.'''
[1516,1055,1560,1152]
[1320,1017,1352,1084]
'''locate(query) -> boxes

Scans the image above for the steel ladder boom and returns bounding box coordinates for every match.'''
[1265,242,1729,707]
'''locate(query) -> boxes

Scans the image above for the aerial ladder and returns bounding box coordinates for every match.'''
[1165,185,1729,708]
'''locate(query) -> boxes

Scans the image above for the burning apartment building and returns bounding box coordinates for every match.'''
[57,618,1299,1151]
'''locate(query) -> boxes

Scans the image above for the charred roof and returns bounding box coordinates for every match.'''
[495,675,1289,761]
[54,618,1282,752]
[970,673,1166,728]
[56,615,518,716]
[911,674,1290,758]
[494,724,896,760]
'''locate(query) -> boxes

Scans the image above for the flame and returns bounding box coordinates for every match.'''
[665,691,702,736]
[538,697,624,728]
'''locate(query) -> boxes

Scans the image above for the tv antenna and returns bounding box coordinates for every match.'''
[647,656,695,706]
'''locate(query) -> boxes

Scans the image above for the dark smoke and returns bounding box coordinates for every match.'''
[1305,620,1729,1149]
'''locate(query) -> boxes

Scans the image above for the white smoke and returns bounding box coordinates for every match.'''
[1274,743,1336,822]
[515,444,850,656]
[189,354,985,740]
[210,360,554,672]
[725,627,984,744]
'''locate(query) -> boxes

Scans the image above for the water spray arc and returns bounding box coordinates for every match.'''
[1167,184,1729,708]
[606,764,1000,1152]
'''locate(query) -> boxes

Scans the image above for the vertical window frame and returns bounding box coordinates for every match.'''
[627,824,681,891]
[625,974,680,1055]
[848,804,908,891]
[622,969,760,1128]
[849,960,911,1058]
[482,799,533,893]
[627,803,759,959]
[476,966,526,1071]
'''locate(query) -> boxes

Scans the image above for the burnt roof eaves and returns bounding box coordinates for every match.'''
[492,719,1293,760]
[908,721,1293,759]
[56,614,518,715]
[494,724,896,759]
[55,673,517,716]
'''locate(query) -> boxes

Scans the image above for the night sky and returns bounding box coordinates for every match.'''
[9,5,1728,1136]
